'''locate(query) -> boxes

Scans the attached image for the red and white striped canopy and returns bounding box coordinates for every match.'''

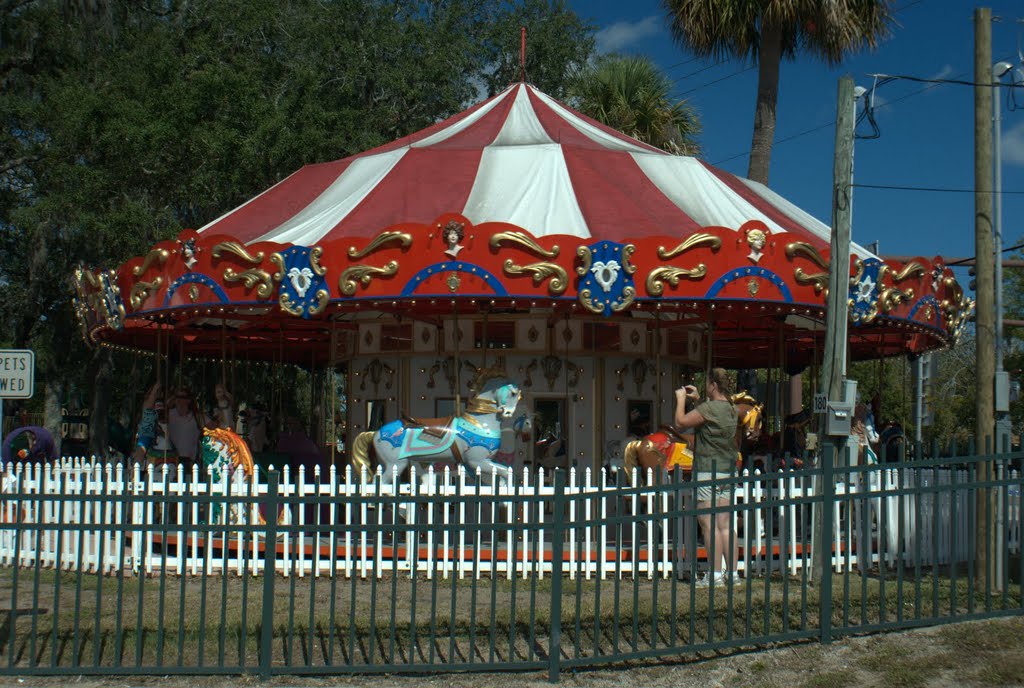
[199,82,865,254]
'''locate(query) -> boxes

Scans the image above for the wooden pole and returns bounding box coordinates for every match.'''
[974,6,996,589]
[812,75,855,586]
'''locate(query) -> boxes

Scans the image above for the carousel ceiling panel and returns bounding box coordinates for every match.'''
[193,83,866,247]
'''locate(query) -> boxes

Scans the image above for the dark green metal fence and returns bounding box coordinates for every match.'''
[0,440,1020,681]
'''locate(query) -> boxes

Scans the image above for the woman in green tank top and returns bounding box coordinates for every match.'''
[674,368,739,586]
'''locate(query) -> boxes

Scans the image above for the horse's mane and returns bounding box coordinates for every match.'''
[470,366,511,394]
[730,391,758,406]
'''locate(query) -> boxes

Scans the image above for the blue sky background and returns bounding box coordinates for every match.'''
[568,0,1024,282]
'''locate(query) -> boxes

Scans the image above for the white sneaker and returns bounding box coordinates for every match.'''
[696,572,743,587]
[694,572,726,588]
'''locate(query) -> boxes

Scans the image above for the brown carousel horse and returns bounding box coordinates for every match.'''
[622,393,763,484]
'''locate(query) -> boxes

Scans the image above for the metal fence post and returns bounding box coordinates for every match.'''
[548,469,565,683]
[259,469,280,681]
[819,441,835,644]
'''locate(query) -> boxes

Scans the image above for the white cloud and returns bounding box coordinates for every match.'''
[1002,120,1024,166]
[595,15,662,54]
[930,64,956,81]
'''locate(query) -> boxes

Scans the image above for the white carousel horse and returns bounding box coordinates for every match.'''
[494,410,533,471]
[350,370,522,488]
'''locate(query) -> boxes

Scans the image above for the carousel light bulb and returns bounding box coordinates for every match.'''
[614,424,621,429]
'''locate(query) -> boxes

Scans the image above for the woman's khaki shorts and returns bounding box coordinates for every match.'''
[694,471,734,503]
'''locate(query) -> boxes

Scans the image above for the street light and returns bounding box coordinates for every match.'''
[993,60,1013,452]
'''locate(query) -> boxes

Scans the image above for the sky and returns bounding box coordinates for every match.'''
[568,0,1024,283]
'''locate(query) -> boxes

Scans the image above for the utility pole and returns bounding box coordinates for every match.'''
[974,6,996,588]
[812,75,855,585]
[993,60,1013,455]
[820,76,855,416]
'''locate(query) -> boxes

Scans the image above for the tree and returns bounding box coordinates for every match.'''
[569,55,701,155]
[0,0,596,454]
[478,0,596,99]
[662,0,894,184]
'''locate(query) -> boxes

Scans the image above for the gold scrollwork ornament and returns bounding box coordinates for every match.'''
[657,233,722,260]
[129,277,164,309]
[348,231,412,259]
[212,241,264,265]
[491,231,560,259]
[223,268,274,298]
[645,265,708,296]
[132,248,170,277]
[503,259,567,295]
[340,261,399,296]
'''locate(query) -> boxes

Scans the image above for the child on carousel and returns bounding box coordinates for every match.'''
[130,382,177,469]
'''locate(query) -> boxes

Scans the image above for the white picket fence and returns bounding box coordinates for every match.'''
[0,458,1019,580]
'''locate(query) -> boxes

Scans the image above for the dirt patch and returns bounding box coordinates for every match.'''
[3,616,1024,687]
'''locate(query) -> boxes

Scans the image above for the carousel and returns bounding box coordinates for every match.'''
[71,81,972,478]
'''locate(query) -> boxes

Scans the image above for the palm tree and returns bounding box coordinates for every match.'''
[663,0,894,183]
[570,55,701,155]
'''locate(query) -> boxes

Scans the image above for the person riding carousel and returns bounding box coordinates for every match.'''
[168,386,202,470]
[127,382,178,468]
[206,383,235,431]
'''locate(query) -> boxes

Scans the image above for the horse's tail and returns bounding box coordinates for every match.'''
[350,431,376,479]
[623,440,643,484]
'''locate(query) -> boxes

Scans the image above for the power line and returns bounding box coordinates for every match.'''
[894,0,926,11]
[677,65,756,96]
[852,182,1024,194]
[867,72,1024,88]
[671,59,729,85]
[945,242,1024,266]
[664,54,705,71]
[709,55,1017,166]
[712,121,836,165]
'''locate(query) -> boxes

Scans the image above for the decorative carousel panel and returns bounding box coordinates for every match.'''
[620,322,647,354]
[515,319,547,352]
[359,323,381,354]
[576,240,636,315]
[659,328,704,365]
[550,320,582,354]
[639,230,723,298]
[413,321,437,352]
[443,320,472,352]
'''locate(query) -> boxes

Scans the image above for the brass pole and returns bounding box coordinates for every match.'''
[220,319,227,389]
[453,303,461,413]
[330,320,337,469]
[654,309,661,428]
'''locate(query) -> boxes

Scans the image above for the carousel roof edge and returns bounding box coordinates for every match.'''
[70,214,973,353]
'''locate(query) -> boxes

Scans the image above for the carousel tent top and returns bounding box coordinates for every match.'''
[73,81,971,367]
[198,82,872,255]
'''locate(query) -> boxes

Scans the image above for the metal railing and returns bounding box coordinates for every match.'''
[0,442,1020,679]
